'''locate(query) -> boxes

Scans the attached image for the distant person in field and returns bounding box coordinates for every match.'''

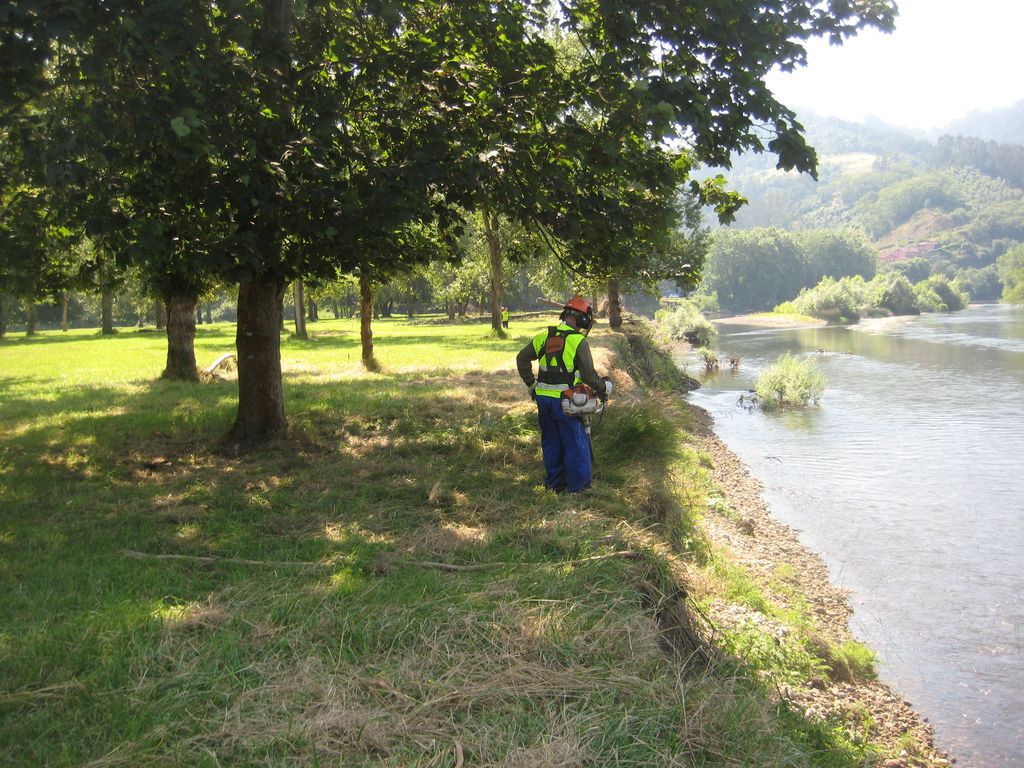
[516,296,611,494]
[501,306,510,329]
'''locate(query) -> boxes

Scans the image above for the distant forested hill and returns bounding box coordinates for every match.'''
[690,110,1024,314]
[716,111,1024,268]
[944,100,1024,146]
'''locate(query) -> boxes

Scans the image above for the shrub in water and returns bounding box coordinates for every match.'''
[922,274,969,312]
[869,272,918,316]
[754,353,825,409]
[781,276,868,323]
[656,299,717,347]
[912,280,944,312]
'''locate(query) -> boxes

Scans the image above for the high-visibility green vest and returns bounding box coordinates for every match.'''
[501,308,510,321]
[533,324,584,398]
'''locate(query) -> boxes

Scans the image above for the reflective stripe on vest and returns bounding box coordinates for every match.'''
[533,324,583,398]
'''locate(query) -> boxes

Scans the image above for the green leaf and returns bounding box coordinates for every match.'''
[170,116,191,138]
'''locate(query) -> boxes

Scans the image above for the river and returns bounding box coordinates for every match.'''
[681,304,1024,767]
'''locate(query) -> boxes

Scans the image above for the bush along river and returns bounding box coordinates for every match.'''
[680,304,1024,768]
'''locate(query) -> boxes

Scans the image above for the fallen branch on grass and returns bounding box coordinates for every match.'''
[199,352,237,382]
[203,353,236,375]
[124,549,645,573]
[122,550,325,568]
[412,550,643,572]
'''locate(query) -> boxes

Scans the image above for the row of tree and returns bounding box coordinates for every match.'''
[697,224,1024,315]
[699,228,878,314]
[0,229,626,335]
[1,1,895,442]
[775,271,970,323]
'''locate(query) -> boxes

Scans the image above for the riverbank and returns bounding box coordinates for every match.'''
[685,305,1024,766]
[650,317,952,765]
[684,400,951,766]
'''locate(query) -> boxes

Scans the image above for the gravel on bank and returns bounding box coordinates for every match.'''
[686,401,954,767]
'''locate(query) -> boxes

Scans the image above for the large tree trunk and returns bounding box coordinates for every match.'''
[227,0,291,442]
[607,278,623,330]
[101,289,115,334]
[162,291,199,381]
[229,273,287,442]
[483,206,503,333]
[292,279,307,339]
[359,272,378,370]
[61,291,70,331]
[25,303,37,336]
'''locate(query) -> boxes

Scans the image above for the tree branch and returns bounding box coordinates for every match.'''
[122,549,325,568]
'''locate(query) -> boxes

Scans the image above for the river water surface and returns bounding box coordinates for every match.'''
[682,304,1024,767]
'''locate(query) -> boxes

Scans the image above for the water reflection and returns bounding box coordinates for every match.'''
[685,305,1024,768]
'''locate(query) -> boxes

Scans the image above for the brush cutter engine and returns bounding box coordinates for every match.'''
[561,384,604,417]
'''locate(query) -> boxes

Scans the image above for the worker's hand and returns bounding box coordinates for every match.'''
[600,376,613,401]
[527,381,537,400]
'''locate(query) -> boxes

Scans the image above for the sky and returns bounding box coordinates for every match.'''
[765,0,1024,132]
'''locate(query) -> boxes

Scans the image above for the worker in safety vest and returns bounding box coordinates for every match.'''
[501,306,510,329]
[516,296,612,493]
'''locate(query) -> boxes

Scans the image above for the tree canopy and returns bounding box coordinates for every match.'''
[1,0,897,440]
[996,244,1024,304]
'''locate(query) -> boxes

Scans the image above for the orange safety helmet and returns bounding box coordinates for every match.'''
[561,296,594,331]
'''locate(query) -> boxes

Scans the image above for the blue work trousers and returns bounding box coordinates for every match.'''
[536,395,592,493]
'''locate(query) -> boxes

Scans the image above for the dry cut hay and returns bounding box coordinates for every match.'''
[193,586,676,765]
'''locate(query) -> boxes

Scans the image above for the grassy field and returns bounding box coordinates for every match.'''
[2,316,887,766]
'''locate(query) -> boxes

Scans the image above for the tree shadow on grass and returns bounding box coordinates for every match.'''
[1,367,537,617]
[285,330,528,354]
[0,325,236,348]
[0,366,882,768]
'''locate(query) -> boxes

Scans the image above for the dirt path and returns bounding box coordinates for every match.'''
[686,402,954,767]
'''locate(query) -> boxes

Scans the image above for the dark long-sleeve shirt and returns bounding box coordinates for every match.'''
[516,324,607,395]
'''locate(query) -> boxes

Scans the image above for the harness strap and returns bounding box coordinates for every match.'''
[537,326,581,387]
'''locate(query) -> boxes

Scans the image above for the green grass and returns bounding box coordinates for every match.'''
[765,308,824,325]
[831,640,879,682]
[1,317,889,766]
[754,352,826,409]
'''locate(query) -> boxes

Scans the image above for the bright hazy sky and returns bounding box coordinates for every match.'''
[765,0,1024,131]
